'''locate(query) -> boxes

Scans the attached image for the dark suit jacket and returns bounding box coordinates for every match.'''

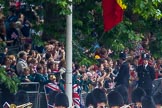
[115,61,130,88]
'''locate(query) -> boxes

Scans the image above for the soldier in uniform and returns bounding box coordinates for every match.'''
[141,96,156,108]
[54,92,69,108]
[136,53,155,96]
[107,90,124,108]
[85,88,107,108]
[131,87,146,108]
[91,88,107,108]
[85,92,95,107]
[153,91,162,108]
[114,85,129,105]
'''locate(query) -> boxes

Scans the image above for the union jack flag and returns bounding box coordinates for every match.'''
[45,83,61,92]
[44,83,61,108]
[44,83,81,108]
[72,84,81,108]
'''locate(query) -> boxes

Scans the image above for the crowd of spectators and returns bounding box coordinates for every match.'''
[0,38,162,107]
[0,0,41,51]
[0,1,162,108]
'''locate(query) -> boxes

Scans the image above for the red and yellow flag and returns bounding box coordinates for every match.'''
[102,0,126,32]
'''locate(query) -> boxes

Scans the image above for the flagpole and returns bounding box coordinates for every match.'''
[65,0,73,107]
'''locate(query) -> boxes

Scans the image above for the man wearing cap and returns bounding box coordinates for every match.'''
[136,53,155,96]
[115,52,130,88]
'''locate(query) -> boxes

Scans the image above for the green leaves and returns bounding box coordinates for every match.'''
[1,0,162,58]
[111,40,125,52]
[155,9,162,19]
[32,33,44,47]
[79,57,96,67]
[0,67,20,93]
[152,0,162,6]
[133,0,162,20]
[55,0,72,15]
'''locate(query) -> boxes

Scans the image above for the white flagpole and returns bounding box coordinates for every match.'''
[65,0,73,107]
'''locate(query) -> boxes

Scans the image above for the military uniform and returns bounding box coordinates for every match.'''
[55,92,69,108]
[137,64,155,96]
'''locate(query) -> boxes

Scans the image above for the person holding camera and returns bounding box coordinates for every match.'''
[136,53,155,96]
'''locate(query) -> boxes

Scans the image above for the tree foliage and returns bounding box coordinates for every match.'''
[0,0,162,58]
[0,67,20,93]
[0,0,162,92]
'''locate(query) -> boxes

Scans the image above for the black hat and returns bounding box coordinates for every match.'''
[131,87,146,103]
[153,91,162,105]
[141,96,156,108]
[141,53,150,60]
[92,88,107,106]
[107,90,124,107]
[55,92,69,107]
[85,92,95,107]
[119,52,126,60]
[114,85,128,104]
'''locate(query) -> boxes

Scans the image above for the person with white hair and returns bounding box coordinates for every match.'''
[16,51,28,76]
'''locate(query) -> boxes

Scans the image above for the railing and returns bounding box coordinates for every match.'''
[19,82,40,108]
[3,78,161,108]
